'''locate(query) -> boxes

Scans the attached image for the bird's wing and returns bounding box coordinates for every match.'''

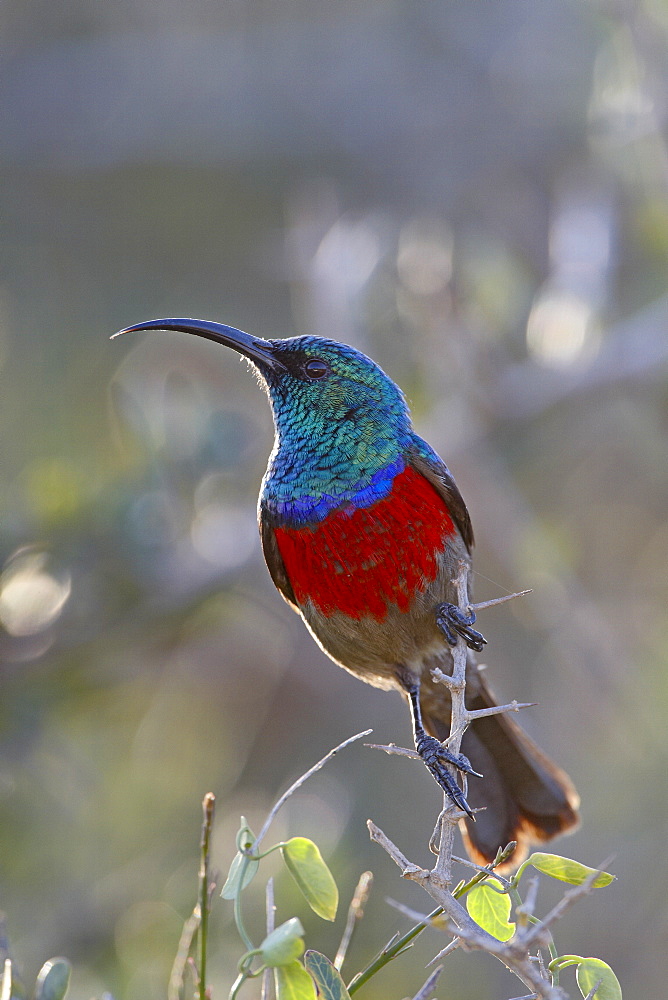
[259,512,299,609]
[406,434,474,551]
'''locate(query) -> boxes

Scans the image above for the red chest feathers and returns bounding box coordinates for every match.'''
[273,466,456,620]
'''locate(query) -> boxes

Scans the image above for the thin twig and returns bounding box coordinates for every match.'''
[366,738,484,776]
[427,937,460,965]
[367,559,573,999]
[168,910,201,1000]
[409,965,443,1000]
[469,590,532,611]
[198,793,215,1000]
[367,820,428,878]
[426,669,463,692]
[367,821,490,940]
[169,796,215,1000]
[514,876,539,933]
[365,741,420,759]
[521,861,615,949]
[431,561,471,884]
[431,667,535,723]
[451,852,514,888]
[368,819,569,999]
[385,898,436,924]
[335,871,373,971]
[253,730,372,849]
[583,979,604,1000]
[260,878,276,1000]
[464,701,536,720]
[346,905,445,995]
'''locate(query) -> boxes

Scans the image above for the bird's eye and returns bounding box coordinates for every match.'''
[303,358,330,380]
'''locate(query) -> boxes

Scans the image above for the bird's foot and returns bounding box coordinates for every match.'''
[414,731,479,820]
[436,603,486,653]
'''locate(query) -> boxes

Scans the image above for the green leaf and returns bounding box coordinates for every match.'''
[221,850,259,899]
[304,951,352,999]
[518,853,615,888]
[466,880,515,941]
[235,817,255,850]
[576,958,622,1000]
[221,819,258,899]
[274,960,318,1000]
[260,919,305,967]
[282,837,339,921]
[35,959,72,1000]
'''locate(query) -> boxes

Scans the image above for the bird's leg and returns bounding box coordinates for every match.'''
[436,603,486,653]
[399,674,477,820]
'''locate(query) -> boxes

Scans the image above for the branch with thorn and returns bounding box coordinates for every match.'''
[367,579,534,874]
[365,565,598,999]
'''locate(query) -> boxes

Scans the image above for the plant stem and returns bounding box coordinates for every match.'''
[347,908,443,994]
[199,793,216,1000]
[508,885,560,985]
[233,854,256,953]
[335,871,373,971]
[253,730,372,850]
[229,970,251,1000]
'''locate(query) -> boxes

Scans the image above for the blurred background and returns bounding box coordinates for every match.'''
[1,1,667,997]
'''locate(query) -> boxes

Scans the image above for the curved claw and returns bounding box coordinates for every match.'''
[436,603,487,653]
[415,733,479,819]
[448,751,483,779]
[400,675,479,819]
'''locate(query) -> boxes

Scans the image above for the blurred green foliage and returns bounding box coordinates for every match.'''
[1,1,668,998]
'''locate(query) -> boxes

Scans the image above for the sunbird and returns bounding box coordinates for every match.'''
[114,318,579,866]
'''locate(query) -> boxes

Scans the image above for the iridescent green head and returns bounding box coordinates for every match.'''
[113,319,413,481]
[113,318,419,524]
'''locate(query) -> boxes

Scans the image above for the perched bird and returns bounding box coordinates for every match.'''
[113,318,579,867]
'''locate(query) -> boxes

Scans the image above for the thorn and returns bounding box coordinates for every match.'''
[469,590,532,612]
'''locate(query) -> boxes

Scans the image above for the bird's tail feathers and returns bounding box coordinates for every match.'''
[422,668,580,871]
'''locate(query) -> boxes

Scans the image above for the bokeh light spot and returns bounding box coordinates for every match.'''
[526,290,601,368]
[0,550,71,637]
[191,504,256,569]
[397,219,453,296]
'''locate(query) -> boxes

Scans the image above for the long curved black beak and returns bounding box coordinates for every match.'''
[112,318,286,372]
